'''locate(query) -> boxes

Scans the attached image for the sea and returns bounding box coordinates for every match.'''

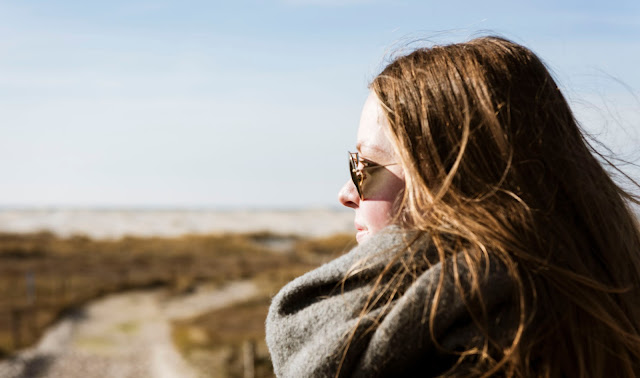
[0,208,355,239]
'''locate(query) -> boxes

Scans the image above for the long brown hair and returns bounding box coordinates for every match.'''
[369,36,640,376]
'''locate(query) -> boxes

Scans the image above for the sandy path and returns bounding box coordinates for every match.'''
[0,281,257,378]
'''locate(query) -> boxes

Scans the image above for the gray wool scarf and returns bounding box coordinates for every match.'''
[266,226,516,377]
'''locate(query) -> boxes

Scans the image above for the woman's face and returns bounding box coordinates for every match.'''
[338,92,405,244]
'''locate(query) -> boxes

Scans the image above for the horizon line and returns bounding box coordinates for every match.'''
[0,204,350,212]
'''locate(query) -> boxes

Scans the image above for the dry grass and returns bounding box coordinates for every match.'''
[294,233,357,264]
[172,297,273,377]
[0,229,356,376]
[170,234,356,377]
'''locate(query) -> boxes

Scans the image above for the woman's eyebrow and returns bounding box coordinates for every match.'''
[356,141,386,154]
[357,142,392,160]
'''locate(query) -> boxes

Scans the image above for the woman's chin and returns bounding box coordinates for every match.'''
[356,230,370,244]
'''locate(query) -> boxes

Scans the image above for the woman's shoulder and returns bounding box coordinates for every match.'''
[266,227,517,377]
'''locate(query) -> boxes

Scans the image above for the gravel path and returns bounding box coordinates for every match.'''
[0,281,258,378]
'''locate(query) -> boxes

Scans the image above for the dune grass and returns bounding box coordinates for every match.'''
[170,233,356,377]
[0,229,356,377]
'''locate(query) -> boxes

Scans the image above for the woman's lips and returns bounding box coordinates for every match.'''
[355,222,368,243]
[356,230,369,243]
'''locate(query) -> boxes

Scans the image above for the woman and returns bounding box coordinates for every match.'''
[266,36,640,377]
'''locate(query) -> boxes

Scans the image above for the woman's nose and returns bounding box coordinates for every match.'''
[338,179,359,209]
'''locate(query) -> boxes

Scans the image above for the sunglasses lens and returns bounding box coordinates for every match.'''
[349,153,363,199]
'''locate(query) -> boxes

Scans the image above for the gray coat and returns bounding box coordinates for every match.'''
[266,227,516,377]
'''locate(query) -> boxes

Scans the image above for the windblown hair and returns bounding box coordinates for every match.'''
[369,36,640,376]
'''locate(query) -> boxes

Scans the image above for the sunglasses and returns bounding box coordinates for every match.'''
[349,151,398,200]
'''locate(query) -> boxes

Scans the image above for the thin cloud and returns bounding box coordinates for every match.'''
[280,0,379,6]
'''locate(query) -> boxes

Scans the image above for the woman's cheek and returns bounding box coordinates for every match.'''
[357,169,405,242]
[361,200,396,235]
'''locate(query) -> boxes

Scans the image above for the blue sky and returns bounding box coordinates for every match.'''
[1,0,639,208]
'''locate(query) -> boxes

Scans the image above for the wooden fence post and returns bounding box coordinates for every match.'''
[243,339,256,378]
[11,308,21,349]
[28,306,37,342]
